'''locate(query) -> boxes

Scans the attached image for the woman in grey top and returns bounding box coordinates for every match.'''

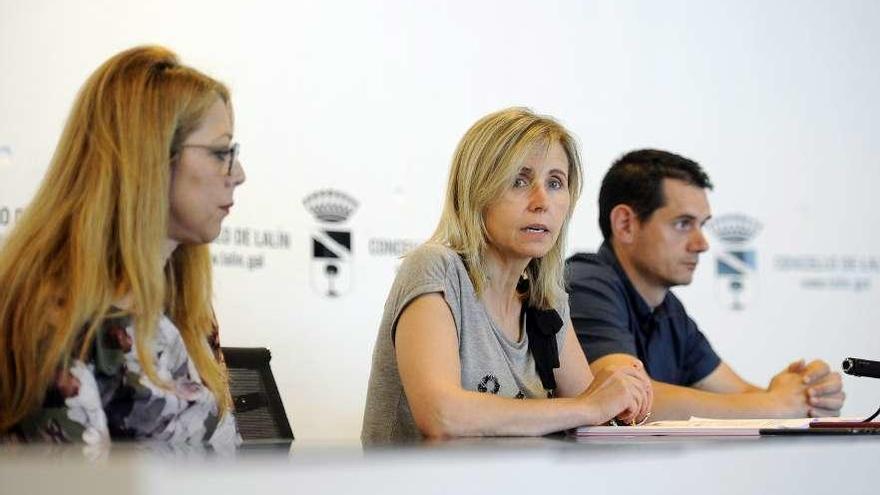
[362,108,652,443]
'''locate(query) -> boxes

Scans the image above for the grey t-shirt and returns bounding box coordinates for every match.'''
[361,243,569,444]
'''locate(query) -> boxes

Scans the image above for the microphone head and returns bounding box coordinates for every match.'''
[841,357,880,379]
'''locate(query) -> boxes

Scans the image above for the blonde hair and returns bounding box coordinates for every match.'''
[0,45,232,432]
[430,107,583,310]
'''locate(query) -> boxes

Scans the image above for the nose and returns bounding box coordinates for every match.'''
[690,227,709,253]
[229,157,246,186]
[528,183,548,212]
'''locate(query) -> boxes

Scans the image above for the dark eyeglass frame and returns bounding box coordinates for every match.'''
[176,142,240,176]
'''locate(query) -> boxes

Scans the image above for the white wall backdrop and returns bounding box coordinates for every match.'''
[2,0,879,440]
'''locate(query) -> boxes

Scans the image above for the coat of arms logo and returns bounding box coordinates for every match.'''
[303,189,359,297]
[707,213,762,310]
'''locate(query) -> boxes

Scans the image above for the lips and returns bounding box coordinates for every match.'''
[220,202,234,214]
[521,224,550,234]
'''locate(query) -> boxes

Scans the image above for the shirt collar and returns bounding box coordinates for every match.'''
[597,241,669,322]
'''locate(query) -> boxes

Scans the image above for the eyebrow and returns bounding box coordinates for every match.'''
[519,167,569,178]
[673,214,712,225]
[210,133,233,144]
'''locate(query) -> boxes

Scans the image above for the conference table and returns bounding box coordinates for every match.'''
[2,434,875,494]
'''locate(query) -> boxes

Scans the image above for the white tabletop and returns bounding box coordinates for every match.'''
[1,435,876,494]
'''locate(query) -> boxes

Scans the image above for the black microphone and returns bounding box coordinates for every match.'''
[842,357,880,379]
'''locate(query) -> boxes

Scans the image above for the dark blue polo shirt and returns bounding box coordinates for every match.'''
[566,243,721,386]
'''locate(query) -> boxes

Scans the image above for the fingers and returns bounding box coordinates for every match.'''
[633,366,653,421]
[617,378,645,423]
[801,359,831,384]
[585,362,654,425]
[807,372,843,396]
[614,366,653,424]
[807,391,846,412]
[786,359,806,373]
[624,361,653,421]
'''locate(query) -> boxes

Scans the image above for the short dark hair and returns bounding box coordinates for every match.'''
[598,149,713,240]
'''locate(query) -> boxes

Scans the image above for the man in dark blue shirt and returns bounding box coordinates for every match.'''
[567,149,845,420]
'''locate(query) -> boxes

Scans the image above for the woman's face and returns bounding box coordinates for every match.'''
[168,97,245,245]
[484,140,571,263]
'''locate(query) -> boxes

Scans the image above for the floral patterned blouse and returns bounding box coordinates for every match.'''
[9,310,239,448]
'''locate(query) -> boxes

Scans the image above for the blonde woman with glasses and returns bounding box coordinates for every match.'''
[0,46,245,446]
[362,108,652,443]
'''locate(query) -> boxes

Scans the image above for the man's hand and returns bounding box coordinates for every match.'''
[792,359,845,417]
[767,361,811,417]
[768,359,846,417]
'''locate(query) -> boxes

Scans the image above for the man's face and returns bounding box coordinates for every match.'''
[629,178,712,290]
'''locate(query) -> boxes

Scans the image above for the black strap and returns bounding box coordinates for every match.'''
[522,303,563,392]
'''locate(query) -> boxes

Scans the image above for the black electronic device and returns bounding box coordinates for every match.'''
[842,357,880,379]
[841,357,880,422]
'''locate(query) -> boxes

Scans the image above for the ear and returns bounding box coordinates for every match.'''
[609,204,639,244]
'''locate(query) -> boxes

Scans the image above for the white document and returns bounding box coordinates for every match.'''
[571,417,815,437]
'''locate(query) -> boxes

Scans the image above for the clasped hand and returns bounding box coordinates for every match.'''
[769,359,845,417]
[579,361,653,425]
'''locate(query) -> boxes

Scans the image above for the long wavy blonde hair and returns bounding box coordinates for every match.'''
[431,107,584,310]
[0,45,232,432]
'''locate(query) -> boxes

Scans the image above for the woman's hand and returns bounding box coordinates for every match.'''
[577,362,653,425]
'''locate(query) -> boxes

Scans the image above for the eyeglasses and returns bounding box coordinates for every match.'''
[177,142,240,176]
